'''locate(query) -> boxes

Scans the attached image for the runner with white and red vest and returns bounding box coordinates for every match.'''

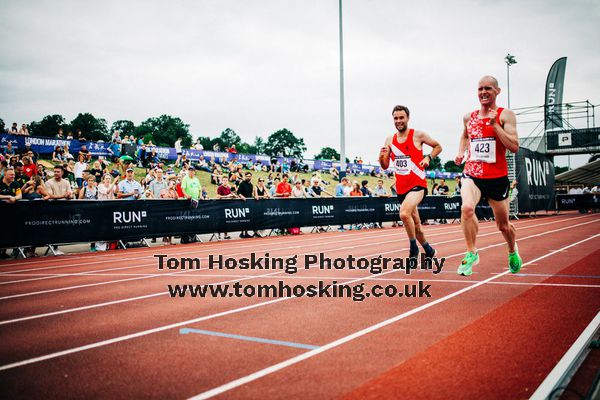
[455,76,522,276]
[379,105,442,261]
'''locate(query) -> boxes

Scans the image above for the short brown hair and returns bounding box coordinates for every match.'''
[392,105,410,117]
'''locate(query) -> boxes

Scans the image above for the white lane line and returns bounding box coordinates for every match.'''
[0,219,597,326]
[188,233,600,400]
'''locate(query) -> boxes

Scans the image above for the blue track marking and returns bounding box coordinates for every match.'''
[513,273,600,279]
[180,328,320,350]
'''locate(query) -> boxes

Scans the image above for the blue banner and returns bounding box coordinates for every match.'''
[1,132,458,178]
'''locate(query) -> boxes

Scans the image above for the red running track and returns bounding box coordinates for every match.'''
[0,212,598,399]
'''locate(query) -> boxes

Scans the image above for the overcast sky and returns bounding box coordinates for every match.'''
[1,0,598,167]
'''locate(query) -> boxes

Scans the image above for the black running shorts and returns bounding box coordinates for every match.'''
[464,175,510,201]
[397,186,427,204]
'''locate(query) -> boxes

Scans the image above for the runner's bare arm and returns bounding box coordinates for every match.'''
[415,131,442,168]
[492,109,519,153]
[379,136,392,170]
[455,113,470,165]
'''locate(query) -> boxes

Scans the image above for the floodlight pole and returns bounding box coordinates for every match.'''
[504,54,517,109]
[339,0,347,177]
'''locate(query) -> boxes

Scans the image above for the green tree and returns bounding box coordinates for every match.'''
[314,147,340,160]
[427,155,442,170]
[111,120,136,137]
[197,136,213,150]
[71,113,109,141]
[29,114,69,137]
[139,115,191,147]
[264,128,306,158]
[0,118,4,132]
[219,128,242,148]
[443,160,464,173]
[253,136,266,155]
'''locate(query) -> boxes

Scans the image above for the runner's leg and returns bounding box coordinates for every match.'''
[487,198,516,252]
[460,178,481,253]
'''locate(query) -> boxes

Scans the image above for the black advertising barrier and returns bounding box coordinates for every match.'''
[515,147,556,212]
[556,194,600,210]
[0,196,492,248]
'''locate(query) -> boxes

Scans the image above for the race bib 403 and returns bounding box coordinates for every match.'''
[394,156,410,175]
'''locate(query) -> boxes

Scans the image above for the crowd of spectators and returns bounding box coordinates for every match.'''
[2,126,475,256]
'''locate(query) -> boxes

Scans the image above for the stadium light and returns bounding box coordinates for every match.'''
[505,54,517,109]
[338,0,347,177]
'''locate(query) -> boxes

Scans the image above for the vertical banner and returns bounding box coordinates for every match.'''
[544,57,567,131]
[515,147,555,212]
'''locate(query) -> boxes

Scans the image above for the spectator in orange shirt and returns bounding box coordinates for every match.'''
[275,173,292,197]
[350,181,363,196]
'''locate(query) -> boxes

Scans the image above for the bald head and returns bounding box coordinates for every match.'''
[479,75,499,89]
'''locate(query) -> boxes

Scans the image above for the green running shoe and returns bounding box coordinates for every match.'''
[457,251,479,276]
[508,245,522,273]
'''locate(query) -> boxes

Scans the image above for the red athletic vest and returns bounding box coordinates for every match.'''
[389,129,427,195]
[464,108,508,179]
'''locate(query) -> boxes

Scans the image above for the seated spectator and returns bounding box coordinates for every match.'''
[437,179,449,196]
[196,156,211,172]
[63,145,74,161]
[291,181,307,198]
[46,165,73,200]
[309,179,332,197]
[22,156,37,178]
[160,180,179,200]
[254,177,270,199]
[269,177,280,197]
[79,176,98,200]
[78,144,92,162]
[0,168,22,203]
[64,161,77,188]
[9,122,18,134]
[216,176,238,199]
[89,160,105,183]
[335,177,349,197]
[372,179,390,197]
[193,139,203,150]
[181,166,202,200]
[350,181,363,196]
[18,124,30,135]
[22,175,49,200]
[52,145,65,163]
[454,176,462,195]
[117,168,143,200]
[360,180,372,197]
[330,167,340,181]
[36,163,48,181]
[275,173,292,197]
[211,164,223,185]
[3,142,16,157]
[76,130,86,141]
[98,174,119,200]
[56,128,64,139]
[13,162,28,189]
[432,183,440,195]
[148,168,168,198]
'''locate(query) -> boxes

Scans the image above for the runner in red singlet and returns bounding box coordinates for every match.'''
[454,76,522,276]
[379,105,442,261]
